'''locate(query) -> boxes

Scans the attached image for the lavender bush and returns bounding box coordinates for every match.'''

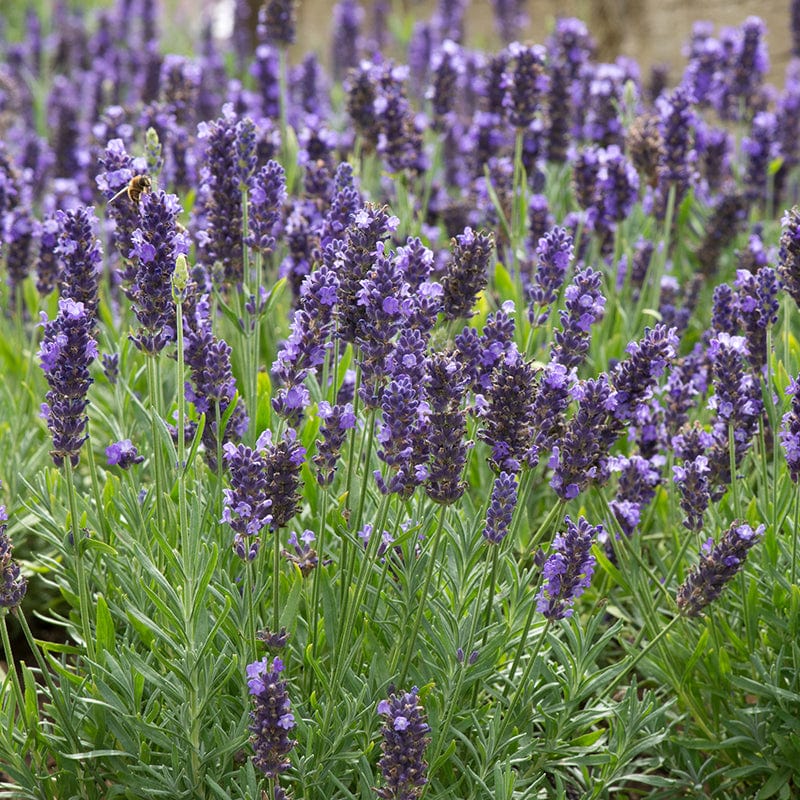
[1,3,800,799]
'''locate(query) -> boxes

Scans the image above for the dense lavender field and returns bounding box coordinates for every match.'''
[2,0,800,798]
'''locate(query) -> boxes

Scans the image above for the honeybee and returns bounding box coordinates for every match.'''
[108,174,152,204]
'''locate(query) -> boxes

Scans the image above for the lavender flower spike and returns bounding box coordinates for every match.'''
[246,656,296,779]
[441,228,494,320]
[780,376,800,482]
[778,206,800,309]
[376,686,431,800]
[0,496,27,609]
[106,439,144,469]
[677,521,764,616]
[39,298,98,467]
[528,226,574,325]
[483,472,518,545]
[536,515,600,620]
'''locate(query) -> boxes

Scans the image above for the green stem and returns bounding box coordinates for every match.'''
[794,486,800,585]
[85,433,111,544]
[0,613,26,726]
[146,355,166,537]
[396,504,447,687]
[309,486,329,666]
[505,501,563,690]
[273,525,282,633]
[64,459,94,662]
[728,422,742,521]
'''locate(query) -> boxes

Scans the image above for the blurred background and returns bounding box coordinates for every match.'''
[2,0,795,82]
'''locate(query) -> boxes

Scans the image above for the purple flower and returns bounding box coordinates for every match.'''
[677,521,764,616]
[260,429,306,530]
[781,376,800,483]
[483,471,518,545]
[320,162,362,248]
[491,0,528,45]
[654,85,695,215]
[246,656,296,780]
[184,293,249,467]
[38,298,97,467]
[611,325,678,423]
[36,215,61,296]
[222,440,272,557]
[551,267,606,371]
[735,267,779,373]
[105,439,144,469]
[282,529,319,576]
[549,375,617,500]
[424,352,470,505]
[779,206,800,309]
[478,348,538,473]
[331,0,363,82]
[0,492,27,609]
[376,687,431,800]
[56,206,102,322]
[313,401,356,486]
[248,160,286,255]
[441,227,494,320]
[260,0,297,46]
[503,42,547,130]
[696,188,748,276]
[536,515,600,620]
[673,454,711,532]
[528,227,573,325]
[127,190,188,354]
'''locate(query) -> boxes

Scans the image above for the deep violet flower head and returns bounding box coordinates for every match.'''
[36,215,61,296]
[490,0,528,45]
[672,453,711,532]
[441,227,494,320]
[376,687,431,800]
[184,293,249,467]
[536,515,600,620]
[222,439,272,554]
[677,521,764,616]
[56,206,102,321]
[331,0,363,82]
[780,376,800,483]
[260,0,297,46]
[246,656,296,779]
[105,439,144,469]
[38,298,98,467]
[313,401,356,486]
[282,529,319,576]
[550,267,606,371]
[478,348,538,473]
[483,471,518,545]
[248,160,286,255]
[611,325,679,423]
[734,267,779,373]
[0,494,27,610]
[778,206,800,308]
[260,429,306,531]
[128,190,189,354]
[424,352,470,505]
[528,226,573,325]
[503,42,547,129]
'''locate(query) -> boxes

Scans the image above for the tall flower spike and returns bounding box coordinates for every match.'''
[128,190,189,354]
[0,494,27,610]
[528,226,573,325]
[260,429,306,531]
[536,515,600,620]
[550,267,606,371]
[376,687,431,800]
[780,376,800,483]
[778,206,800,309]
[677,521,763,616]
[483,471,518,545]
[56,206,102,322]
[246,656,296,779]
[313,401,356,486]
[39,298,97,467]
[441,227,493,320]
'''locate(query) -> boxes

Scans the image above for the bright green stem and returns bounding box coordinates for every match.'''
[84,434,110,543]
[728,422,742,521]
[504,501,564,690]
[792,486,800,585]
[64,459,94,662]
[175,299,193,624]
[146,355,166,535]
[479,544,500,650]
[273,523,282,633]
[0,613,26,726]
[309,487,329,666]
[215,401,224,519]
[397,504,447,687]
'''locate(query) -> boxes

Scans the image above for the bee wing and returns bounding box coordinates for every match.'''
[108,185,130,204]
